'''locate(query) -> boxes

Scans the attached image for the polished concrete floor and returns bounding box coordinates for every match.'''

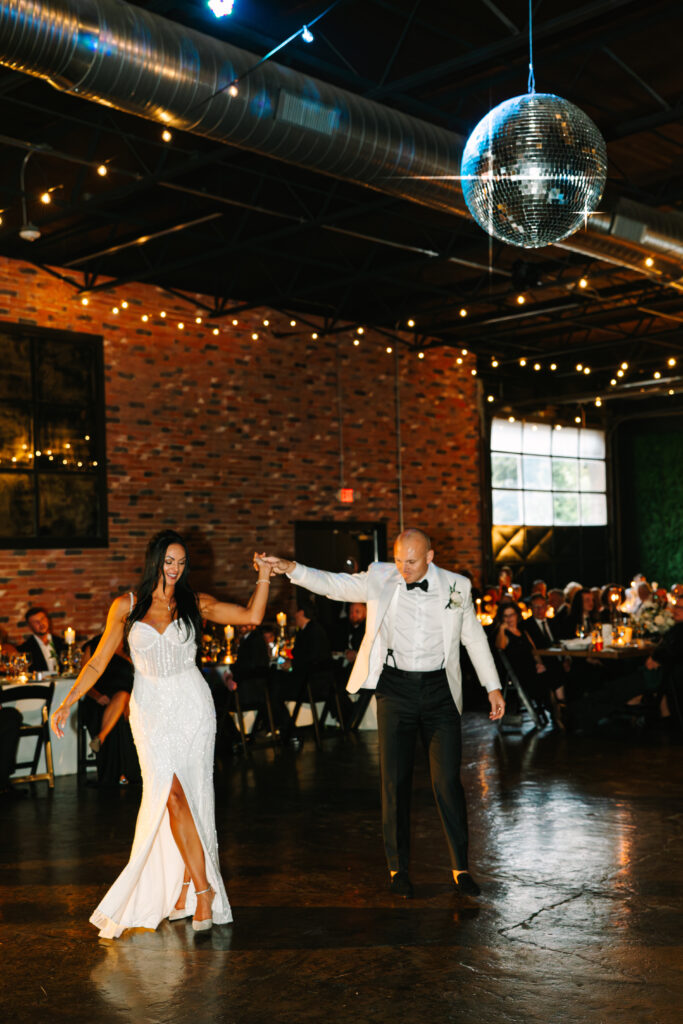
[1,716,682,1024]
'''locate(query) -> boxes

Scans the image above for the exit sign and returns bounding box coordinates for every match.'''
[338,488,354,504]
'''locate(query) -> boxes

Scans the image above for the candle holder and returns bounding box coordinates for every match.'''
[223,625,235,664]
[61,628,78,677]
[275,612,287,655]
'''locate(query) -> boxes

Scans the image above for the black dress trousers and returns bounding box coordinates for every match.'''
[375,665,468,873]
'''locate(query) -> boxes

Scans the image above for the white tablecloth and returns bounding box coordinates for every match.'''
[2,676,79,778]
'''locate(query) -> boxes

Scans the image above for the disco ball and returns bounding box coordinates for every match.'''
[461,92,607,249]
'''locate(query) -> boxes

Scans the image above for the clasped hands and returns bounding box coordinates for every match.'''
[252,553,295,576]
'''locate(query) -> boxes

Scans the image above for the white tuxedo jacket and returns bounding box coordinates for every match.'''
[289,561,501,713]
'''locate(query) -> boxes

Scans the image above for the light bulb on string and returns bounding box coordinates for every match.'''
[301,25,314,43]
[161,129,172,143]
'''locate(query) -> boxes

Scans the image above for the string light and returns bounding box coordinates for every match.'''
[195,316,202,324]
[311,332,318,339]
[583,367,591,375]
[459,308,468,318]
[620,362,629,370]
[471,368,477,376]
[228,84,239,97]
[487,395,494,403]
[232,319,238,326]
[178,322,184,330]
[610,378,617,385]
[644,256,654,268]
[290,320,297,327]
[508,416,516,423]
[386,346,393,354]
[654,371,661,379]
[461,348,468,356]
[418,352,425,359]
[407,319,415,327]
[97,164,108,177]
[578,277,588,288]
[81,297,89,306]
[162,129,172,143]
[356,327,364,335]
[112,306,119,315]
[669,389,675,396]
[40,191,52,205]
[456,357,463,365]
[252,332,258,340]
[160,311,167,319]
[668,357,676,367]
[263,319,270,326]
[617,369,624,377]
[550,363,557,371]
[121,301,128,309]
[353,339,360,346]
[213,328,220,336]
[301,25,314,43]
[574,416,581,423]
[533,362,541,371]
[595,398,602,407]
[519,358,527,366]
[141,314,149,322]
[516,294,526,305]
[491,359,499,368]
[576,363,583,371]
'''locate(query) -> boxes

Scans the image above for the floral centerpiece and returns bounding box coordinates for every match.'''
[636,601,674,637]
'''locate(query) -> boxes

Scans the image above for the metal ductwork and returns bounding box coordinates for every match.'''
[0,0,681,290]
[0,0,468,217]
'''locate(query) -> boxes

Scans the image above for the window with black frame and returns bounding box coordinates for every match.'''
[0,323,107,547]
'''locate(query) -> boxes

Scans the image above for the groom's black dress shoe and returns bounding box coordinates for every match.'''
[453,872,481,896]
[389,871,414,898]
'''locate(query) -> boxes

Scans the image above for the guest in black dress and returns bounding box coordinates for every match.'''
[81,634,140,786]
[493,603,550,707]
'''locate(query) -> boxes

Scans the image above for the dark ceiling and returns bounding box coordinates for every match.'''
[0,0,682,421]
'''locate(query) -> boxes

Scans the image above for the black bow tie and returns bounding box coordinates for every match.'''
[407,579,429,591]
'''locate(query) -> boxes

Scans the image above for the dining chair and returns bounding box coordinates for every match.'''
[497,651,546,732]
[0,682,55,788]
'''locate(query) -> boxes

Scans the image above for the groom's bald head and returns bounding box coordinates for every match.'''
[393,528,434,584]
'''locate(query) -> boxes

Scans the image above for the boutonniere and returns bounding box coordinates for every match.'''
[445,584,463,610]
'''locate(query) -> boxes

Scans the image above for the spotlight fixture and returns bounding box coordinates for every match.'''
[208,0,235,18]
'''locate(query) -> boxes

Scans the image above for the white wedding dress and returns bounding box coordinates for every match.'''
[90,606,232,938]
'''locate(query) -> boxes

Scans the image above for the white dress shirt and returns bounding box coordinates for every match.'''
[34,633,60,673]
[381,562,445,672]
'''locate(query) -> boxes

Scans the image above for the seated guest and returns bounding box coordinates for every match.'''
[524,593,566,701]
[565,597,683,732]
[18,606,66,672]
[493,602,550,709]
[557,588,596,640]
[288,597,352,726]
[547,588,565,617]
[0,626,17,657]
[0,706,22,798]
[532,579,547,599]
[341,602,367,667]
[81,633,140,787]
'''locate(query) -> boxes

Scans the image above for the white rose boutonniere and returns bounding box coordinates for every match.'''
[445,584,463,610]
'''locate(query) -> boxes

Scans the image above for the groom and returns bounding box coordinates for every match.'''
[267,528,504,898]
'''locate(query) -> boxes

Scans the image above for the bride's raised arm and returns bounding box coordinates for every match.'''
[198,552,272,626]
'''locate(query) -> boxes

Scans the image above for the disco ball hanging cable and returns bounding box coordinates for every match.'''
[460,0,608,249]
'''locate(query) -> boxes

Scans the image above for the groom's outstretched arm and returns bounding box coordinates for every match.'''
[265,557,369,604]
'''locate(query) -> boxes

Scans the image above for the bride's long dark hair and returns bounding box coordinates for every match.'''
[125,530,203,651]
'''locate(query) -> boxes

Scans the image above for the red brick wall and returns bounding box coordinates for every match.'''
[0,257,485,643]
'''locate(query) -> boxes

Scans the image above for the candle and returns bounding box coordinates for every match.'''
[224,625,234,640]
[64,627,75,646]
[276,611,287,627]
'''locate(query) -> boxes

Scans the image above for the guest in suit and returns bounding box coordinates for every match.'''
[18,607,67,672]
[525,593,559,650]
[266,528,504,898]
[342,602,366,665]
[290,599,336,703]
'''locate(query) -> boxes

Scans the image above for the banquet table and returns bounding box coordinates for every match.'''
[535,643,656,660]
[1,675,78,778]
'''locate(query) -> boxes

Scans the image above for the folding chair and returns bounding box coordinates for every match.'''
[231,674,280,756]
[1,682,55,788]
[498,652,547,731]
[77,698,98,781]
[288,664,341,749]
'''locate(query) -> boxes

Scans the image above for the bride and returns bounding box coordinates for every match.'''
[51,529,272,938]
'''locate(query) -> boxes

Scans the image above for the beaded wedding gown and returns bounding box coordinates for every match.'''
[90,608,232,938]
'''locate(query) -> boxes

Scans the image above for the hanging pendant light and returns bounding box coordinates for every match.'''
[460,3,607,249]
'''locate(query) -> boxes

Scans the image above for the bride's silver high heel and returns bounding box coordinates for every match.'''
[192,886,214,932]
[169,881,191,921]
